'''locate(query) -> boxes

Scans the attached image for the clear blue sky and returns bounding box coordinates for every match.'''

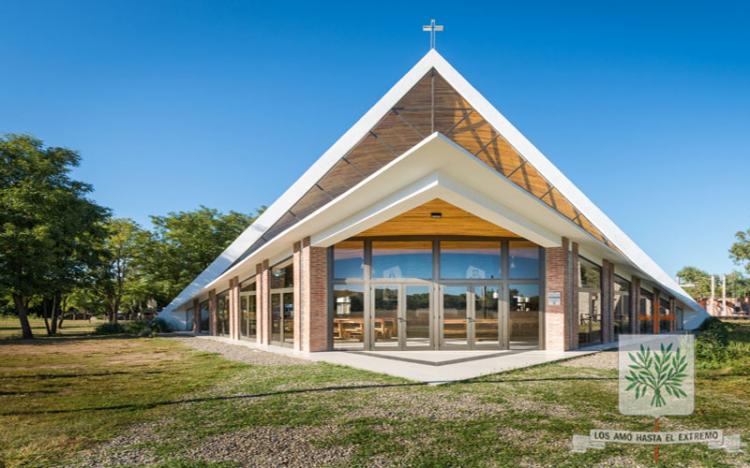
[2,1,749,277]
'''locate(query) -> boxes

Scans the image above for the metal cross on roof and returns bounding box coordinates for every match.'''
[422,19,444,50]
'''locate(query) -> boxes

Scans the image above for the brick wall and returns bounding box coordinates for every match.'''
[208,289,217,336]
[229,277,240,340]
[631,276,641,333]
[544,237,570,351]
[571,242,580,349]
[298,237,329,352]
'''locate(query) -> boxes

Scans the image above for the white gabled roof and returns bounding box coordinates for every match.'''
[162,49,704,318]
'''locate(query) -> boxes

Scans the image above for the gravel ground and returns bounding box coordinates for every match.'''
[173,336,312,366]
[185,425,354,467]
[561,350,617,369]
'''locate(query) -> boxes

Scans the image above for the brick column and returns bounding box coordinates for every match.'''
[571,242,580,349]
[259,260,271,344]
[208,289,217,336]
[300,237,329,352]
[631,276,641,334]
[653,289,661,334]
[669,297,676,332]
[293,241,303,351]
[229,276,240,340]
[544,237,570,351]
[601,260,615,343]
[255,263,264,345]
[192,298,200,334]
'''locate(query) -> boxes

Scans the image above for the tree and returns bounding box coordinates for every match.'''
[730,229,750,275]
[139,206,260,306]
[0,134,109,338]
[676,266,711,300]
[93,218,148,323]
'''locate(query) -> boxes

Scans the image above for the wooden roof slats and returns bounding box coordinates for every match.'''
[240,68,614,259]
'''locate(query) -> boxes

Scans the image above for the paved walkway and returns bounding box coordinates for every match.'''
[192,335,612,383]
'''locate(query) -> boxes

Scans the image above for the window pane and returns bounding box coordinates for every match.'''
[509,284,540,349]
[271,263,293,289]
[440,241,500,279]
[509,241,540,279]
[579,257,601,289]
[333,285,365,350]
[614,276,631,338]
[372,241,432,279]
[374,286,399,348]
[216,291,229,336]
[405,286,431,348]
[334,241,364,279]
[474,285,499,345]
[199,301,210,332]
[640,289,654,334]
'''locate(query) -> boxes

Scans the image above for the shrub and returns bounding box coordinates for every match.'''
[695,318,733,367]
[150,318,171,333]
[94,322,126,335]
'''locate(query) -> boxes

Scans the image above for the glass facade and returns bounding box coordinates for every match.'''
[509,241,541,279]
[333,240,364,279]
[440,241,500,279]
[639,289,654,334]
[216,290,229,336]
[509,284,540,349]
[332,238,543,351]
[199,300,210,333]
[578,257,602,346]
[333,284,365,349]
[270,262,294,346]
[239,279,257,340]
[613,276,631,338]
[372,241,432,279]
[659,297,673,333]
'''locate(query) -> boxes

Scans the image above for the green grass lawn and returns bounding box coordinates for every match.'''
[0,324,749,467]
[0,316,95,340]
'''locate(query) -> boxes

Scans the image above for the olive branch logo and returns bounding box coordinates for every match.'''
[624,342,688,407]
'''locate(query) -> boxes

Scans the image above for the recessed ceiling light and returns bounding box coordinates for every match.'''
[430,212,442,219]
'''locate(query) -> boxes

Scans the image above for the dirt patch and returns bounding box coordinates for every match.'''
[561,351,617,370]
[185,425,354,467]
[175,337,311,366]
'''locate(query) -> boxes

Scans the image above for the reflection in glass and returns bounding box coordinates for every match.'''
[474,285,499,346]
[199,301,209,332]
[578,290,601,346]
[442,286,468,348]
[270,263,293,289]
[405,286,431,348]
[614,276,631,339]
[509,284,540,349]
[374,286,399,348]
[333,285,365,350]
[659,297,672,334]
[640,289,654,334]
[440,241,500,279]
[579,257,601,289]
[283,292,294,345]
[334,240,364,279]
[509,241,540,279]
[216,291,230,336]
[271,293,281,343]
[240,280,256,340]
[372,241,432,279]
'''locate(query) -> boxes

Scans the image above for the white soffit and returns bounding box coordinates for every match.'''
[163,49,703,317]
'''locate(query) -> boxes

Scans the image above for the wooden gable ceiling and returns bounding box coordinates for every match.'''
[243,69,611,259]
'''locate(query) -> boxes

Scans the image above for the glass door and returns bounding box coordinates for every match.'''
[373,285,399,349]
[474,285,501,348]
[271,293,281,344]
[405,285,431,349]
[578,290,602,346]
[440,285,470,349]
[270,289,294,346]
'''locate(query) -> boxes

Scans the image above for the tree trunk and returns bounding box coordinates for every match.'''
[41,297,52,335]
[12,294,34,339]
[49,293,60,335]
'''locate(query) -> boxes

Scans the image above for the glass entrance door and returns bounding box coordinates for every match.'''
[578,290,602,346]
[371,284,433,350]
[270,290,294,346]
[439,284,502,350]
[440,285,470,349]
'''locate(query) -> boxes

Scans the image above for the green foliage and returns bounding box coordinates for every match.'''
[138,206,261,305]
[624,342,688,407]
[676,266,711,300]
[695,318,738,367]
[730,229,750,274]
[94,322,126,335]
[0,134,110,337]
